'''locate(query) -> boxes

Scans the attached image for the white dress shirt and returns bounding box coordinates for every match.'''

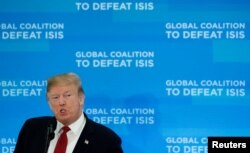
[47,113,86,153]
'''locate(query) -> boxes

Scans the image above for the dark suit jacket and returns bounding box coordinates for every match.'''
[14,114,123,153]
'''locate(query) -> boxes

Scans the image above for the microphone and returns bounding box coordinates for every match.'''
[44,118,56,153]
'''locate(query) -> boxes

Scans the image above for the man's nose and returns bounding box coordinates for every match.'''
[58,96,66,105]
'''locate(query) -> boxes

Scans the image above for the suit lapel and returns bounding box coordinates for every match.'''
[73,116,94,153]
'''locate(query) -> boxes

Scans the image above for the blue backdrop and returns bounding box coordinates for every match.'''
[0,0,250,153]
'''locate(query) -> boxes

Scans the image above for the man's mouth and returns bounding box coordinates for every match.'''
[60,109,66,113]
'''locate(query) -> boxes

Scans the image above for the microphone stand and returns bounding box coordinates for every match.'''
[44,121,55,153]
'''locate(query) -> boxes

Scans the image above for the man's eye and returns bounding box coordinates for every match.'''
[64,94,71,97]
[52,96,59,100]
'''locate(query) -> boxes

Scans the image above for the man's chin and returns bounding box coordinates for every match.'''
[56,115,70,124]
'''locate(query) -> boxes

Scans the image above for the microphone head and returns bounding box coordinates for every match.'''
[49,131,55,140]
[48,118,56,140]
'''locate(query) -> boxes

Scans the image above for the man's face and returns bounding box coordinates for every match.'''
[47,84,84,126]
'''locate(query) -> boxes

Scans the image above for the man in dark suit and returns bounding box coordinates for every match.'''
[14,72,123,153]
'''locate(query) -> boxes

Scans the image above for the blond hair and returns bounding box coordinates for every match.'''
[46,72,84,94]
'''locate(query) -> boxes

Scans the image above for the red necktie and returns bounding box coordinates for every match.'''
[54,126,71,153]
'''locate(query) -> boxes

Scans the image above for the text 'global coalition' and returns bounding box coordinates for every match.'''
[75,51,154,58]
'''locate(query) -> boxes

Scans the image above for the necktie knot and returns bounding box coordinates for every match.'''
[62,126,70,133]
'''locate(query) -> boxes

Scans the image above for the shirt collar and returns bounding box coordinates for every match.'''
[55,113,86,135]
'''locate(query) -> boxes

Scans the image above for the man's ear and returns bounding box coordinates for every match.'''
[47,100,54,112]
[79,94,85,105]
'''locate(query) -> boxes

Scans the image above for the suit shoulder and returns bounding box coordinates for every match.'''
[24,116,54,127]
[88,119,121,140]
[26,116,53,123]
